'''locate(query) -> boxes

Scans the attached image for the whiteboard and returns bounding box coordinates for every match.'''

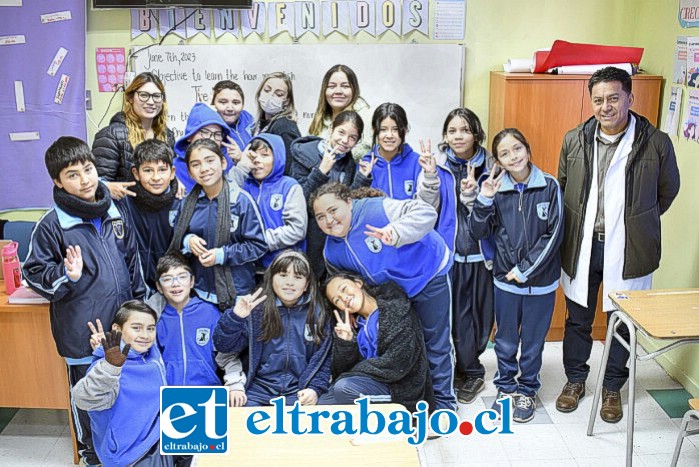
[132,44,463,145]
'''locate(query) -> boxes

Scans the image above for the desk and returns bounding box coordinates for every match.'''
[198,404,420,466]
[587,289,699,467]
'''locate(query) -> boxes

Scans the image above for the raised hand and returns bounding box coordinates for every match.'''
[101,331,130,367]
[364,224,397,246]
[106,181,137,200]
[297,388,319,406]
[237,149,256,171]
[358,152,378,177]
[64,245,83,282]
[460,162,478,195]
[332,309,353,341]
[188,235,208,257]
[418,138,437,175]
[221,136,242,163]
[88,319,105,351]
[480,167,506,198]
[318,142,339,175]
[232,288,267,319]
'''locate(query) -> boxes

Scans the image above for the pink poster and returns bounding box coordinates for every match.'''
[96,47,126,92]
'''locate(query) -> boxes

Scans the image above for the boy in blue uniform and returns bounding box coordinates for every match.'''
[118,139,180,291]
[23,136,146,466]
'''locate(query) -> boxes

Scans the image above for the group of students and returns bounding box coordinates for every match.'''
[23,64,563,466]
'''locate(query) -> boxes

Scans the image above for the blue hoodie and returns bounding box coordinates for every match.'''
[324,197,451,298]
[174,103,233,192]
[227,109,255,150]
[86,344,166,467]
[157,296,222,386]
[361,143,421,199]
[243,133,307,267]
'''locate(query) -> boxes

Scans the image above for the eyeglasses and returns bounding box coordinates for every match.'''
[135,91,164,103]
[158,272,191,287]
[198,128,224,142]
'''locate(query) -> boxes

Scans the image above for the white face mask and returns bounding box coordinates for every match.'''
[259,93,285,116]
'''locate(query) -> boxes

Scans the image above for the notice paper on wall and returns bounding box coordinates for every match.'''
[664,86,683,136]
[432,0,464,40]
[682,88,699,142]
[47,47,68,77]
[96,47,126,92]
[54,74,70,104]
[14,81,25,112]
[686,37,699,87]
[40,10,72,24]
[8,131,39,142]
[674,36,688,85]
[0,0,22,6]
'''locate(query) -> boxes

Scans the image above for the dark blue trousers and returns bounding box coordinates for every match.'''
[317,376,391,405]
[562,238,630,391]
[411,273,457,410]
[451,261,494,379]
[244,383,299,406]
[493,288,555,397]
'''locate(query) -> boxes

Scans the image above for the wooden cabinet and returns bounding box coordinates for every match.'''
[488,71,663,341]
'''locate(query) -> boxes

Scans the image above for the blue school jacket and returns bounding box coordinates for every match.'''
[87,344,166,467]
[243,133,306,267]
[157,297,222,386]
[174,103,233,193]
[470,164,563,295]
[361,143,421,199]
[177,183,267,301]
[323,197,450,298]
[213,296,332,397]
[117,196,181,291]
[228,109,254,150]
[23,201,146,359]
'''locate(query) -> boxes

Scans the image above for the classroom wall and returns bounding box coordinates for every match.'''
[7,0,698,392]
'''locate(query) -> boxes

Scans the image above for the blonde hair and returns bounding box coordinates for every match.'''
[308,65,361,136]
[122,72,169,149]
[253,72,297,134]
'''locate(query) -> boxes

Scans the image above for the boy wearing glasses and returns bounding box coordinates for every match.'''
[117,139,181,291]
[154,253,246,399]
[174,102,233,192]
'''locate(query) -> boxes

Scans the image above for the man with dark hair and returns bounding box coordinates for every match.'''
[555,67,680,422]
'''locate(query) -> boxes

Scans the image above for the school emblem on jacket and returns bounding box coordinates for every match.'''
[230,215,239,232]
[112,220,125,239]
[404,180,414,196]
[365,236,383,253]
[270,194,283,211]
[169,210,177,227]
[196,328,210,346]
[304,324,313,342]
[537,202,550,220]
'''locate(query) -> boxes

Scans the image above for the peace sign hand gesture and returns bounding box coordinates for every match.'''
[88,319,105,351]
[333,309,354,341]
[319,142,339,175]
[418,138,437,176]
[358,152,378,177]
[221,136,242,163]
[480,168,506,199]
[232,288,267,319]
[364,224,398,246]
[460,162,478,195]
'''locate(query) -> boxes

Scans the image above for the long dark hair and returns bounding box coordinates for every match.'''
[491,128,532,162]
[308,65,362,136]
[438,107,486,153]
[371,102,409,148]
[259,251,326,345]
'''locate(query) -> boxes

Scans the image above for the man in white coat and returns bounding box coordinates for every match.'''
[555,67,680,423]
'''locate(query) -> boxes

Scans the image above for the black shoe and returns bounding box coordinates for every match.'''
[453,372,466,390]
[457,377,485,404]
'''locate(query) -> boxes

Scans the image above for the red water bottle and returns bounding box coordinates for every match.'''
[2,242,21,295]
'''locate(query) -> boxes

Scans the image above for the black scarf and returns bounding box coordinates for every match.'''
[129,174,177,213]
[53,182,111,220]
[168,179,237,311]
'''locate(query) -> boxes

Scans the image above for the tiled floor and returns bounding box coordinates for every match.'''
[1,341,698,466]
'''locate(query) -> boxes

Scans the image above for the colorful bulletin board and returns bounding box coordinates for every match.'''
[0,1,86,210]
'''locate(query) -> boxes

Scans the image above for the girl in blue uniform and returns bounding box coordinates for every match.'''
[437,108,495,404]
[169,138,267,310]
[311,182,456,410]
[289,111,374,277]
[73,301,170,467]
[213,251,332,406]
[211,80,254,163]
[469,128,563,423]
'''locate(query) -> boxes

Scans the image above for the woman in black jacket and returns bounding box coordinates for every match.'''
[92,72,175,198]
[319,273,433,412]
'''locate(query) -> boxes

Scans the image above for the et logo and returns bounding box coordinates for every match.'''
[160,387,228,455]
